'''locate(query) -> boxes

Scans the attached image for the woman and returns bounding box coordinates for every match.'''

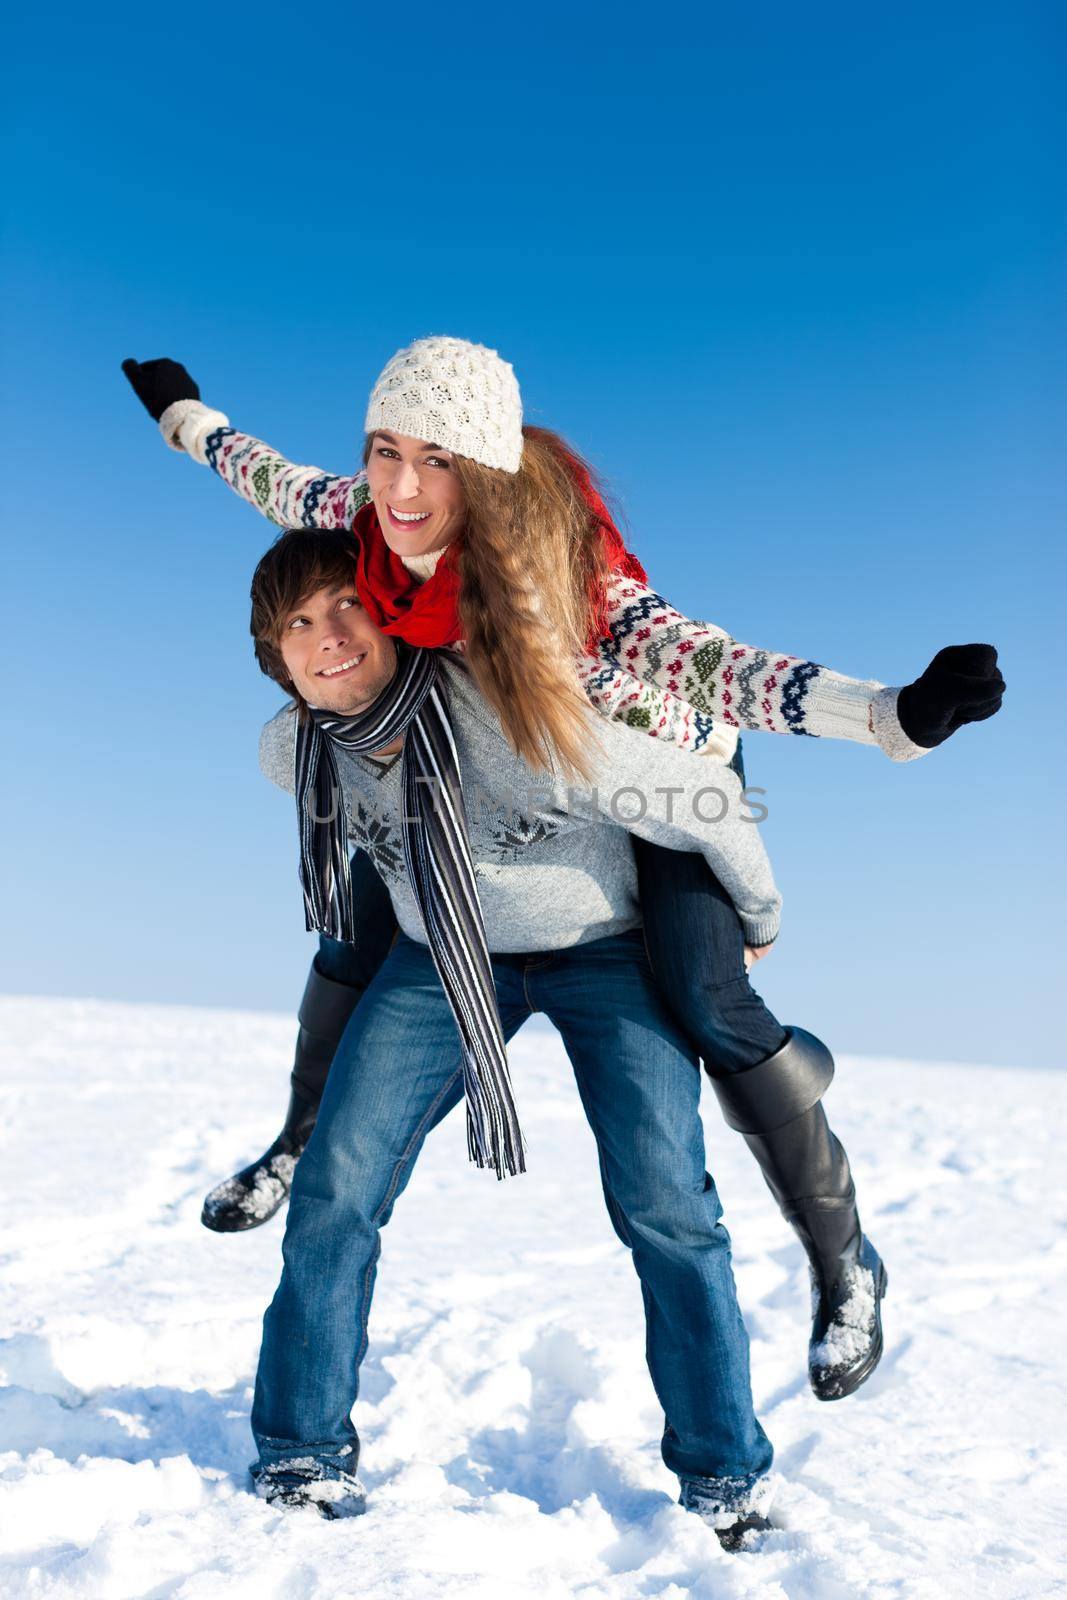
[122,337,1004,1404]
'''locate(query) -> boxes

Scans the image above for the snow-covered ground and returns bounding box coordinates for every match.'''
[2,995,1066,1599]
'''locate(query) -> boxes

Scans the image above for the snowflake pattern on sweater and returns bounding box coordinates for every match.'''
[204,426,372,530]
[599,580,833,738]
[171,411,923,764]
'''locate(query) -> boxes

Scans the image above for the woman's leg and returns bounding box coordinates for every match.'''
[633,836,886,1401]
[293,848,402,1104]
[201,850,400,1233]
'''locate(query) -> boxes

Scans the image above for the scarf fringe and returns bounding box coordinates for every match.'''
[463,1056,528,1180]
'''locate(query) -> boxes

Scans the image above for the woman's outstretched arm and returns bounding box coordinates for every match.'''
[191,411,370,530]
[122,358,369,530]
[597,573,935,763]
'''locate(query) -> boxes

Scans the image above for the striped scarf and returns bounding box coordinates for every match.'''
[294,642,526,1181]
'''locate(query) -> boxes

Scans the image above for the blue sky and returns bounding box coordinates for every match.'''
[2,1,1063,1067]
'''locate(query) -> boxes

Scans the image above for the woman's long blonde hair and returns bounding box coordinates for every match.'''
[365,425,619,783]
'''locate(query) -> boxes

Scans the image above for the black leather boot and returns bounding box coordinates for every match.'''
[201,963,365,1233]
[709,1026,888,1401]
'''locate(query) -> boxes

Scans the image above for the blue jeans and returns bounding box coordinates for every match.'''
[251,928,774,1499]
[633,837,788,1074]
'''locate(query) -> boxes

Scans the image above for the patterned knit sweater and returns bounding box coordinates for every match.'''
[159,400,929,766]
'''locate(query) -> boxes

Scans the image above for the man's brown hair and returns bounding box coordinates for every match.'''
[250,527,362,702]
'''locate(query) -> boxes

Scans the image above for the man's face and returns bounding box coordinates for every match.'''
[365,430,467,559]
[277,580,398,714]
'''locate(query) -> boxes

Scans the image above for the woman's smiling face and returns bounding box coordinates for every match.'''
[365,431,467,559]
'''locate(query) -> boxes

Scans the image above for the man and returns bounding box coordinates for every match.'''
[246,525,785,1547]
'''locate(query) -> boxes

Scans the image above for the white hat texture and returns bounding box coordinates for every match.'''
[364,335,524,474]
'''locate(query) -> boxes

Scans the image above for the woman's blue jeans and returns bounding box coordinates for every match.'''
[633,837,788,1075]
[251,928,774,1500]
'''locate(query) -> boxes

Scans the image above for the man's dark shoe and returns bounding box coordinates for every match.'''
[253,1464,367,1519]
[677,1477,774,1550]
[715,1510,774,1552]
[807,1233,888,1401]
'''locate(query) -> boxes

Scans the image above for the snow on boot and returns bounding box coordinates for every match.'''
[715,1511,773,1552]
[677,1477,774,1551]
[252,1463,367,1519]
[805,1232,888,1402]
[201,963,364,1233]
[708,1025,888,1400]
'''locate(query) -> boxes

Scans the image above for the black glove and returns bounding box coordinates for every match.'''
[896,644,1006,749]
[121,357,200,422]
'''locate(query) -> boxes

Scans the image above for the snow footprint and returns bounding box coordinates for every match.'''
[445,1325,618,1512]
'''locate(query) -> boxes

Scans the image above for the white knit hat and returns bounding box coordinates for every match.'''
[364,335,524,474]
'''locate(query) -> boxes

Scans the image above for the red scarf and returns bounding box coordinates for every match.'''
[351,500,466,646]
[350,441,648,655]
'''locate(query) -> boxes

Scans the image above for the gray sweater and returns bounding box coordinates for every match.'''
[259,655,782,953]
